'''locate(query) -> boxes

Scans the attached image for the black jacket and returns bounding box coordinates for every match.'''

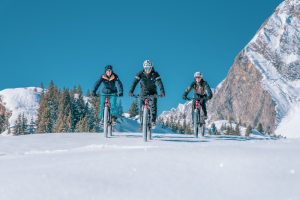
[92,73,123,95]
[129,69,165,96]
[183,79,213,99]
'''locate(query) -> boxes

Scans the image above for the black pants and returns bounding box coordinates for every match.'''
[192,96,207,123]
[139,96,157,123]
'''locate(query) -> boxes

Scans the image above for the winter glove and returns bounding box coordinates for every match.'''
[129,92,134,97]
[160,92,165,97]
[118,92,123,97]
[182,95,188,100]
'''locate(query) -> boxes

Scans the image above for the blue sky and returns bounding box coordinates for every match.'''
[0,0,283,112]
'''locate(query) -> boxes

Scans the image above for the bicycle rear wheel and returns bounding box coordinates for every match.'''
[103,106,109,138]
[193,109,199,138]
[142,108,149,142]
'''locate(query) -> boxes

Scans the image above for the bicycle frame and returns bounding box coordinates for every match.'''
[186,97,206,138]
[103,94,116,138]
[133,94,157,142]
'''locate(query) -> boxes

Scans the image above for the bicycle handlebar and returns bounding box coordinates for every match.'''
[132,94,159,99]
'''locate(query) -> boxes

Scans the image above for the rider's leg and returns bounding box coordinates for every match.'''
[110,95,118,118]
[191,99,196,125]
[150,96,158,125]
[139,98,144,124]
[99,95,106,121]
[201,99,208,119]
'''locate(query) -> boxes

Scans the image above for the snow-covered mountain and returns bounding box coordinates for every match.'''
[159,101,193,126]
[161,0,300,138]
[0,87,43,127]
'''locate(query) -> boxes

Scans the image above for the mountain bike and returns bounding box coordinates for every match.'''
[102,94,116,138]
[133,95,157,142]
[187,97,206,138]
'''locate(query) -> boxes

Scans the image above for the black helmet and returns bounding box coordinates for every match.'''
[105,65,113,72]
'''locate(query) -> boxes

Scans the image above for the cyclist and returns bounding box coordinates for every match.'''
[129,60,165,127]
[182,72,213,123]
[92,65,123,125]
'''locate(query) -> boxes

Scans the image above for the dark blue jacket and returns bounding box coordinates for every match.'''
[92,73,123,95]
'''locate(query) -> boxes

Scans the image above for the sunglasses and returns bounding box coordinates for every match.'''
[144,67,152,71]
[106,69,112,72]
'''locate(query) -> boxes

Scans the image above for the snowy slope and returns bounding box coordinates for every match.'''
[0,87,42,126]
[0,133,299,200]
[244,0,300,137]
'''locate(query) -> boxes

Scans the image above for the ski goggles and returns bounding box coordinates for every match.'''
[144,66,153,71]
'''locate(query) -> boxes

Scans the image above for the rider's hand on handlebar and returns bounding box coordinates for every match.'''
[160,92,165,97]
[182,95,188,100]
[129,92,134,97]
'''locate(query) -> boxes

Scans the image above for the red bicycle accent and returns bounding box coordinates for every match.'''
[144,98,150,110]
[195,99,200,109]
[105,96,110,107]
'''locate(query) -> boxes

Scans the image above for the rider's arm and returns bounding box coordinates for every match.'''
[183,82,195,97]
[129,71,142,93]
[205,82,213,99]
[92,76,103,96]
[155,72,165,95]
[115,75,124,94]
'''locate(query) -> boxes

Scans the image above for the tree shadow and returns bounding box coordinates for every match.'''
[159,139,208,143]
[206,135,280,142]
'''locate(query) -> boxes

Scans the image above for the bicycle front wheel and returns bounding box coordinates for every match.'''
[103,106,109,138]
[142,108,149,142]
[193,109,199,138]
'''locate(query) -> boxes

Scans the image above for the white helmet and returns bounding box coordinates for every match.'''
[143,60,153,69]
[194,72,202,78]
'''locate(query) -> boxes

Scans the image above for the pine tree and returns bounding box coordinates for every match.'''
[21,113,28,134]
[257,123,264,133]
[87,94,100,132]
[246,125,252,137]
[36,81,59,133]
[0,97,11,133]
[211,123,217,135]
[128,99,139,118]
[234,123,241,136]
[13,114,22,135]
[29,117,36,134]
[55,89,73,133]
[47,81,59,132]
[220,123,226,132]
[69,86,86,131]
[75,116,88,133]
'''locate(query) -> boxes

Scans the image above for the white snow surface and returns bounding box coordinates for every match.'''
[0,87,42,126]
[0,133,299,200]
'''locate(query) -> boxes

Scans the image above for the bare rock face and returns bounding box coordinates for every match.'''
[208,0,300,133]
[208,51,277,132]
[160,0,300,135]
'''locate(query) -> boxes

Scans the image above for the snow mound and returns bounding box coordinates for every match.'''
[0,87,42,126]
